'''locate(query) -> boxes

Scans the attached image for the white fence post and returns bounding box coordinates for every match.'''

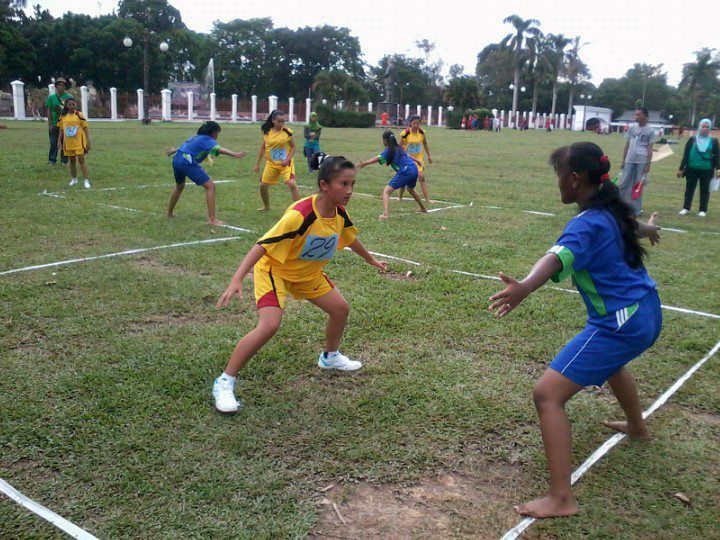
[187,91,194,121]
[231,94,238,122]
[288,97,294,123]
[161,88,171,121]
[136,89,144,121]
[305,98,311,123]
[268,95,277,113]
[368,102,373,113]
[80,86,89,119]
[500,110,505,126]
[251,95,257,122]
[48,83,55,96]
[437,106,443,126]
[210,93,216,121]
[405,104,410,118]
[416,105,422,118]
[11,80,25,119]
[110,87,117,120]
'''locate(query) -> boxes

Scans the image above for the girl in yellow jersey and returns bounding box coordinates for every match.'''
[213,155,389,413]
[255,110,301,210]
[57,98,92,189]
[398,115,433,204]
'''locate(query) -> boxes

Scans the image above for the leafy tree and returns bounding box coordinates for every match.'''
[312,69,366,104]
[680,48,720,125]
[370,55,434,106]
[563,36,590,116]
[545,33,570,119]
[501,15,540,113]
[445,76,481,110]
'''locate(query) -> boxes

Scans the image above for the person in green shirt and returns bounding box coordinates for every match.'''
[677,118,720,217]
[303,112,322,174]
[46,77,73,165]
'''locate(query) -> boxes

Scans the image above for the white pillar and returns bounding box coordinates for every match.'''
[268,95,277,113]
[251,95,257,122]
[405,104,410,118]
[136,89,144,121]
[426,106,432,126]
[110,87,117,120]
[322,99,327,105]
[210,93,216,121]
[11,80,25,119]
[542,113,547,129]
[500,110,505,126]
[491,108,498,119]
[437,106,443,126]
[416,105,422,117]
[231,94,238,122]
[161,88,171,121]
[560,113,566,130]
[368,102,373,113]
[288,97,294,123]
[338,100,344,110]
[48,83,56,95]
[305,98,311,123]
[515,111,520,128]
[80,86,89,119]
[187,91,194,121]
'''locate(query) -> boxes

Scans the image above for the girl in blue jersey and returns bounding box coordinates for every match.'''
[489,142,662,519]
[357,131,427,220]
[166,121,247,225]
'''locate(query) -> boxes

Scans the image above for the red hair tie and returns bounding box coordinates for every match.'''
[599,155,609,163]
[600,173,610,182]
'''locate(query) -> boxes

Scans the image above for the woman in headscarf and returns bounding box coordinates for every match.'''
[677,118,720,216]
[303,112,322,174]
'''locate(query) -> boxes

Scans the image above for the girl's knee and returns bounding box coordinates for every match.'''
[334,299,350,319]
[204,180,215,191]
[257,317,281,336]
[533,381,560,411]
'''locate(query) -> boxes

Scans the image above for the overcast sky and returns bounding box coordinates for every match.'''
[32,0,708,86]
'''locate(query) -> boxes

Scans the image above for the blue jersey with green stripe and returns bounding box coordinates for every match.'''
[548,208,656,321]
[177,135,220,164]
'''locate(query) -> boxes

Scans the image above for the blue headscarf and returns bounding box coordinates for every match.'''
[695,118,712,153]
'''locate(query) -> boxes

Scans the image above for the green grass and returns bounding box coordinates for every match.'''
[0,121,718,538]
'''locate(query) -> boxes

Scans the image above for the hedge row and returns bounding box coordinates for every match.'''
[445,108,493,129]
[315,104,376,128]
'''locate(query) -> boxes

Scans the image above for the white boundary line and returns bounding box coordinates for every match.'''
[0,478,98,539]
[0,236,242,276]
[501,338,720,540]
[55,179,240,193]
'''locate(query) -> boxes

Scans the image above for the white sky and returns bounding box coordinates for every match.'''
[32,0,708,86]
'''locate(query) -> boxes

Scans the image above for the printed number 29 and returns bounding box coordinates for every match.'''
[301,235,338,261]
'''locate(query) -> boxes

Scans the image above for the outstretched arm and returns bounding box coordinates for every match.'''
[637,212,660,246]
[217,244,266,308]
[217,147,248,159]
[357,156,380,169]
[488,254,562,318]
[347,239,388,271]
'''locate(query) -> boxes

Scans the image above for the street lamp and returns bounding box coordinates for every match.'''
[123,33,169,120]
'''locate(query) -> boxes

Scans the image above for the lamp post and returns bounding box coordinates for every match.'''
[123,33,169,121]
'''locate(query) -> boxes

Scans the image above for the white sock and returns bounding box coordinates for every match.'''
[219,373,236,384]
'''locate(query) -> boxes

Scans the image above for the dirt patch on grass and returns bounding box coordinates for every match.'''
[380,270,419,282]
[134,256,205,276]
[125,307,246,335]
[312,464,526,538]
[684,410,720,426]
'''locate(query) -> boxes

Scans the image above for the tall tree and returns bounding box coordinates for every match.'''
[312,69,366,104]
[501,15,540,115]
[563,36,590,117]
[679,48,720,125]
[527,31,552,116]
[545,33,570,119]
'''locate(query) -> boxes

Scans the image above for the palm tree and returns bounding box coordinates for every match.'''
[545,34,571,120]
[527,31,552,118]
[680,48,720,125]
[563,36,590,119]
[501,15,541,117]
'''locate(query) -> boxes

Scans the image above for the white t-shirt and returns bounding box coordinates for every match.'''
[626,124,656,164]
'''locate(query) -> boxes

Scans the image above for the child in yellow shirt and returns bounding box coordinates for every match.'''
[57,98,91,188]
[213,155,388,413]
[398,115,433,204]
[255,110,301,211]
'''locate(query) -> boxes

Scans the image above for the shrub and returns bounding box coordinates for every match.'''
[315,104,375,128]
[446,108,493,129]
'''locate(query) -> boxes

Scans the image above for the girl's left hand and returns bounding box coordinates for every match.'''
[646,212,661,246]
[373,260,388,272]
[428,157,433,164]
[488,272,529,318]
[281,158,291,167]
[85,144,91,153]
[356,162,365,169]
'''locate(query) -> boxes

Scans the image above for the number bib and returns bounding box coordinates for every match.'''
[64,126,79,137]
[407,142,422,154]
[270,148,287,161]
[300,234,339,261]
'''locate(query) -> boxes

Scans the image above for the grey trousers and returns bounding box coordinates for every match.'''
[619,162,646,215]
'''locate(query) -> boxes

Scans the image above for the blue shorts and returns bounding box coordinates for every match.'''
[550,289,662,387]
[173,153,210,186]
[388,164,418,190]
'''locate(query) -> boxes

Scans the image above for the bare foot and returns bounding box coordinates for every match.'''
[167,212,175,218]
[416,208,428,214]
[602,421,651,440]
[257,207,270,212]
[207,219,226,226]
[514,495,579,519]
[378,214,388,221]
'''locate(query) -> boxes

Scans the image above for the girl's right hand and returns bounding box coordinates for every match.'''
[254,164,260,173]
[217,280,243,308]
[676,169,683,178]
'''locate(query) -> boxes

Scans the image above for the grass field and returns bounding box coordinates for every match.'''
[1,120,719,538]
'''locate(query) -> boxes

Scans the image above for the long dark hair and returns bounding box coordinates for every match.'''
[197,121,221,136]
[406,115,424,134]
[549,142,646,268]
[261,110,285,134]
[382,130,400,165]
[315,154,355,187]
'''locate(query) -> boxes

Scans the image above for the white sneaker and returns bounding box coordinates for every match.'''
[678,209,689,215]
[318,351,362,371]
[698,211,707,217]
[69,178,78,186]
[83,179,91,189]
[212,377,241,413]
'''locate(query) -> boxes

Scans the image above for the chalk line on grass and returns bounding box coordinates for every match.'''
[0,236,242,276]
[0,478,98,540]
[500,337,720,540]
[522,210,556,217]
[56,179,239,193]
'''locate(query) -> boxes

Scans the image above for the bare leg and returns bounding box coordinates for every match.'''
[308,288,350,352]
[77,155,89,179]
[69,156,77,179]
[407,188,427,213]
[223,307,283,376]
[259,182,270,211]
[167,182,184,217]
[603,367,651,439]
[203,180,224,225]
[418,171,430,204]
[398,187,406,201]
[516,369,582,519]
[379,185,393,220]
[286,179,301,201]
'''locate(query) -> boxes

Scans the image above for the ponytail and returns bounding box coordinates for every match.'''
[197,121,221,137]
[261,110,284,135]
[550,142,646,268]
[382,130,399,165]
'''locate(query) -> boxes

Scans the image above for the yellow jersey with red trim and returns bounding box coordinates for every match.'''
[58,112,89,152]
[264,127,294,166]
[255,195,358,281]
[400,128,426,161]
